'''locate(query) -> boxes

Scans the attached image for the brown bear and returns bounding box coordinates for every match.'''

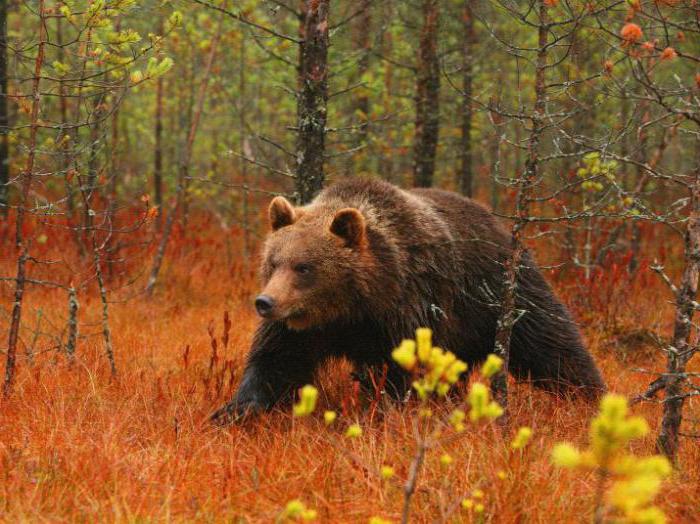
[212,178,605,421]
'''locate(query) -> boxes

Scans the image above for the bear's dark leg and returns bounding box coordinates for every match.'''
[211,321,325,424]
[507,261,606,398]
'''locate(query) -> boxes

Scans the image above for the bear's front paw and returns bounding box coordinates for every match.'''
[209,398,264,426]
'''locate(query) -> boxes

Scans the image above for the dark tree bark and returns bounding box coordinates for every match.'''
[491,1,549,423]
[5,0,45,396]
[355,1,371,147]
[295,0,330,204]
[154,63,164,229]
[657,145,700,462]
[412,0,440,188]
[0,0,8,215]
[459,1,475,197]
[238,34,250,259]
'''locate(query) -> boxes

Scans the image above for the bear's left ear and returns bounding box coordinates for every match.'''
[269,196,297,231]
[330,208,366,248]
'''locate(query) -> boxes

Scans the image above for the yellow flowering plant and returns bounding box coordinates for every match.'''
[288,328,536,523]
[551,394,671,524]
[278,499,317,522]
[386,328,525,522]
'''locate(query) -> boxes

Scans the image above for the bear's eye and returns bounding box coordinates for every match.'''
[294,263,313,275]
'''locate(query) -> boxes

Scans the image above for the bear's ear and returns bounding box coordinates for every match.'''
[268,196,296,231]
[330,208,366,248]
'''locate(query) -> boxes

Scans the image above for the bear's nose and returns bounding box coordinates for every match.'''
[255,295,275,317]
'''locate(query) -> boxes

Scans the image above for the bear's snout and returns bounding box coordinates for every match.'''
[254,295,275,318]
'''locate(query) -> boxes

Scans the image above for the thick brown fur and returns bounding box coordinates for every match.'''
[213,178,605,422]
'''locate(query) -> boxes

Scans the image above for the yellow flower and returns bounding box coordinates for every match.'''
[461,499,474,510]
[440,454,453,467]
[613,455,671,478]
[345,423,363,438]
[590,394,649,463]
[392,340,417,370]
[380,465,395,480]
[625,506,667,524]
[416,327,432,362]
[323,410,337,426]
[609,475,663,514]
[511,426,533,450]
[472,489,484,499]
[283,499,316,520]
[443,357,468,385]
[292,385,319,417]
[468,382,503,422]
[551,443,581,468]
[448,409,466,432]
[551,395,668,523]
[368,518,392,524]
[632,456,671,479]
[475,503,485,513]
[497,470,507,480]
[481,354,503,378]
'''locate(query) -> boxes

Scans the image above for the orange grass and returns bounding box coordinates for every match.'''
[0,216,698,523]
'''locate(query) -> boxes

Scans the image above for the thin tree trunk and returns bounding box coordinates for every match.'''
[0,0,9,216]
[154,73,164,229]
[154,17,165,230]
[93,237,116,376]
[657,145,700,461]
[106,87,120,278]
[490,1,548,422]
[295,0,330,204]
[4,0,46,396]
[459,1,475,197]
[56,15,84,256]
[629,100,650,273]
[83,94,104,240]
[145,22,222,296]
[65,285,78,360]
[4,247,27,397]
[239,34,250,260]
[355,2,371,148]
[412,0,440,188]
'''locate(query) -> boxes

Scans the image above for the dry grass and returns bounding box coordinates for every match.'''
[0,217,698,523]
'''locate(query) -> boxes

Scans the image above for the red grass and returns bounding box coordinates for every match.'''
[0,215,698,522]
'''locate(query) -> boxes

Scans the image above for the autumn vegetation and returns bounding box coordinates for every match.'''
[0,216,698,522]
[1,0,699,522]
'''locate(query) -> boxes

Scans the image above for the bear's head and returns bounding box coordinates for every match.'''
[254,195,372,330]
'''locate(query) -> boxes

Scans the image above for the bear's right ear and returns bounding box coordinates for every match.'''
[268,196,296,231]
[330,208,366,248]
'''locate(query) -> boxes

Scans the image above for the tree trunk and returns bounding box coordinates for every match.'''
[0,0,9,216]
[239,33,250,259]
[657,144,700,461]
[491,1,548,422]
[355,2,371,148]
[4,0,45,396]
[154,66,164,230]
[295,0,330,204]
[412,0,440,188]
[459,1,475,197]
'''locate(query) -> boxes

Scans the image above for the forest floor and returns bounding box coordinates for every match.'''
[0,215,698,523]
